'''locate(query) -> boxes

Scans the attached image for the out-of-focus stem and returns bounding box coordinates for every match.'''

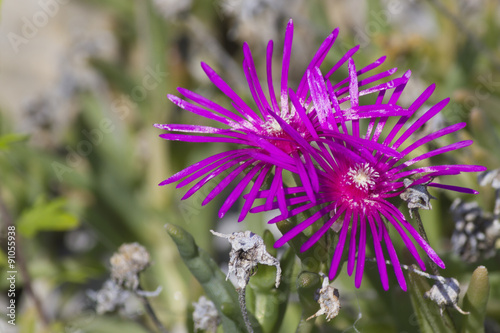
[137,285,169,333]
[412,209,440,276]
[0,189,50,327]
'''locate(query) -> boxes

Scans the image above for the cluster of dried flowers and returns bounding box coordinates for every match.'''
[155,19,486,291]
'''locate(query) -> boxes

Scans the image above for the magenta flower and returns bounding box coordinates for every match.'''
[252,67,487,291]
[155,19,405,221]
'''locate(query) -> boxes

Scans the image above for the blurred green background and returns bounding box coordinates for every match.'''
[0,0,499,332]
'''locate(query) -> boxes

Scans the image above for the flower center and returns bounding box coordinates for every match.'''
[346,163,379,191]
[261,112,301,155]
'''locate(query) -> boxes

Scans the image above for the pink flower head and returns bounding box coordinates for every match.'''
[252,66,487,291]
[155,19,405,221]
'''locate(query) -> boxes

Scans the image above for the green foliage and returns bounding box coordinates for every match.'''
[17,196,79,238]
[165,223,253,333]
[461,266,490,333]
[0,133,29,150]
[408,271,456,333]
[1,0,500,331]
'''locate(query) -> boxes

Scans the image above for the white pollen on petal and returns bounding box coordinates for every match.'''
[262,113,294,135]
[346,163,380,191]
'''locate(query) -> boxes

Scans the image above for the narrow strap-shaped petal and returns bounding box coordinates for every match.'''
[303,149,319,193]
[243,45,271,116]
[302,205,347,252]
[428,183,480,194]
[327,209,351,279]
[378,217,407,291]
[384,202,445,269]
[333,65,397,100]
[202,160,254,206]
[393,164,486,179]
[275,168,289,217]
[265,165,282,211]
[247,151,298,172]
[239,164,272,221]
[168,94,238,126]
[218,162,265,218]
[159,133,249,145]
[370,71,411,144]
[327,79,349,135]
[289,88,318,138]
[246,132,297,164]
[376,80,433,150]
[154,123,231,134]
[242,58,267,117]
[391,97,449,150]
[348,58,360,138]
[266,40,280,113]
[399,122,467,157]
[379,203,426,269]
[354,215,367,288]
[391,140,473,173]
[324,44,359,80]
[367,214,389,290]
[274,202,338,247]
[159,149,250,185]
[347,212,359,276]
[201,62,261,124]
[251,195,330,214]
[182,157,248,200]
[293,150,315,203]
[267,111,319,158]
[177,152,248,188]
[319,132,402,158]
[176,88,246,124]
[280,19,294,114]
[365,90,386,139]
[297,27,340,98]
[308,67,332,130]
[339,104,411,121]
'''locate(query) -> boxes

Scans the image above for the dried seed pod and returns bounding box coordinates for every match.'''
[192,296,221,333]
[306,274,341,322]
[110,243,151,290]
[87,279,131,315]
[424,277,469,315]
[211,230,281,289]
[400,178,436,217]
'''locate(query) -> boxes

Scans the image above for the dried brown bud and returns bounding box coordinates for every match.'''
[110,242,151,290]
[192,296,220,333]
[424,277,469,315]
[400,178,436,217]
[307,274,341,322]
[210,230,281,289]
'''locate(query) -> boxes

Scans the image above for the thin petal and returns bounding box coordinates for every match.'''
[219,162,265,218]
[302,205,347,252]
[274,203,337,247]
[328,208,351,279]
[367,214,389,290]
[202,160,254,205]
[160,150,249,185]
[355,216,367,288]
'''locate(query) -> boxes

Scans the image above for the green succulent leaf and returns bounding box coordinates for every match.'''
[461,266,490,333]
[17,196,79,238]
